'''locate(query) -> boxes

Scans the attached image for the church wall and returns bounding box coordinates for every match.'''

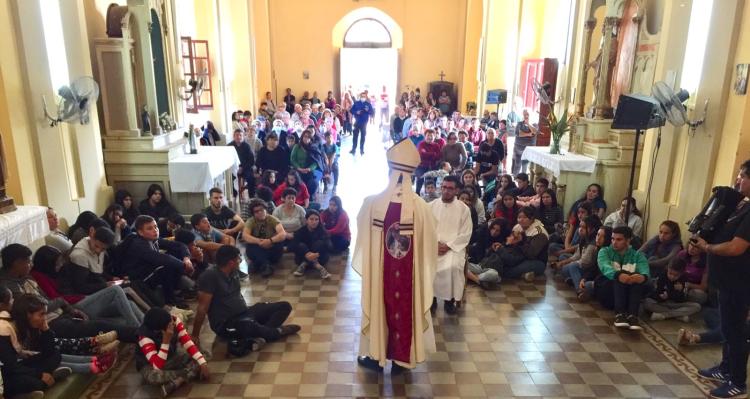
[459,0,483,115]
[1,0,112,225]
[259,0,468,104]
[0,0,43,206]
[633,0,743,237]
[484,0,521,111]
[218,0,255,120]
[713,1,750,187]
[251,0,273,104]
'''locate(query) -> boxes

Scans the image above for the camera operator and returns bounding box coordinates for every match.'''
[691,159,750,398]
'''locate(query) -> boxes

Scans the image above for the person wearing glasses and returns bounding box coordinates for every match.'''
[242,199,287,278]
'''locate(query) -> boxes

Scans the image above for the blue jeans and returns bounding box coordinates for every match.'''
[502,260,546,279]
[561,262,583,292]
[74,285,144,328]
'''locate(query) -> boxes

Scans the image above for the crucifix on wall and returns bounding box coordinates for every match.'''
[439,71,446,81]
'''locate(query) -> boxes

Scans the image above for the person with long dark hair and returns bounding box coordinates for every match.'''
[536,189,564,239]
[273,170,310,208]
[638,220,683,273]
[138,184,178,223]
[290,129,324,197]
[604,197,643,237]
[557,215,603,300]
[0,293,70,397]
[321,196,350,253]
[200,121,221,146]
[493,193,520,225]
[115,189,140,226]
[292,210,333,279]
[568,183,607,220]
[101,204,131,244]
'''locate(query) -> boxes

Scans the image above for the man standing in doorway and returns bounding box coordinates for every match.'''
[430,175,473,315]
[350,91,374,155]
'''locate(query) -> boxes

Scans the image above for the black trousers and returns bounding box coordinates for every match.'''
[219,301,292,342]
[246,242,284,271]
[293,240,330,267]
[718,287,750,387]
[613,279,647,316]
[330,235,350,253]
[141,263,182,305]
[2,351,60,396]
[351,122,368,152]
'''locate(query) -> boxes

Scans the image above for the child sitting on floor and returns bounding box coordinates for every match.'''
[136,307,209,397]
[643,257,701,322]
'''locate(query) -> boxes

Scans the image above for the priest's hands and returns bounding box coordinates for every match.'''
[438,242,449,256]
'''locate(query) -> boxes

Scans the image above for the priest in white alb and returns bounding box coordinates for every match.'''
[352,139,438,373]
[430,175,473,315]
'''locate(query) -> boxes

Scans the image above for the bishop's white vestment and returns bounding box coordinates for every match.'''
[352,139,437,369]
[430,198,472,301]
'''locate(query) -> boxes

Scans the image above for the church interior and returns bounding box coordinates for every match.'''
[0,0,749,397]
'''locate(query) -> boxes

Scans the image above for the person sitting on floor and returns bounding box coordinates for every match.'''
[290,129,324,197]
[138,184,179,224]
[192,246,300,354]
[597,226,649,331]
[567,183,607,220]
[173,229,211,281]
[638,220,683,274]
[421,179,439,203]
[191,213,234,263]
[0,244,139,343]
[550,202,593,260]
[242,199,287,278]
[272,188,307,241]
[115,189,140,227]
[0,293,72,398]
[499,206,550,282]
[273,170,310,208]
[101,204,131,244]
[536,189,564,240]
[493,193,520,225]
[256,132,290,179]
[66,211,98,246]
[320,196,351,253]
[203,188,245,238]
[579,225,612,302]
[509,173,535,198]
[516,177,549,208]
[675,244,709,304]
[117,215,194,309]
[136,307,209,397]
[466,218,512,289]
[292,210,333,279]
[643,257,702,322]
[603,197,644,238]
[555,215,602,300]
[45,207,73,254]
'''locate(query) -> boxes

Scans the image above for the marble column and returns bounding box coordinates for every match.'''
[593,16,620,120]
[575,18,597,117]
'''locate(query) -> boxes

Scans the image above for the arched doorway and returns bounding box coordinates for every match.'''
[338,13,399,128]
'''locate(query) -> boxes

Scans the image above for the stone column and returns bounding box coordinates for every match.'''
[593,16,620,119]
[575,18,597,117]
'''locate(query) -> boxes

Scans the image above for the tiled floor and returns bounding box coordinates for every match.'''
[95,129,714,398]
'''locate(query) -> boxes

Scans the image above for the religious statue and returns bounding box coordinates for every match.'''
[0,135,16,214]
[352,138,437,373]
[141,105,151,136]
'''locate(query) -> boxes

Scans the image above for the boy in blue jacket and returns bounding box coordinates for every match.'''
[597,226,650,330]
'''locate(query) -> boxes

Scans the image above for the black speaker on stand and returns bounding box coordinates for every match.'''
[611,94,666,222]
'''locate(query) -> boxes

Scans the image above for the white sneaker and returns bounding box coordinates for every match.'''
[170,307,194,321]
[319,267,331,279]
[523,271,535,282]
[293,263,306,277]
[650,312,666,321]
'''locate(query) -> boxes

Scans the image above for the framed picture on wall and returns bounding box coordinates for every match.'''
[735,63,748,95]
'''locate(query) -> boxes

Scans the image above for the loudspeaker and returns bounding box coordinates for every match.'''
[611,94,663,130]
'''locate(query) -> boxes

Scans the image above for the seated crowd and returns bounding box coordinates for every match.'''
[2,172,353,397]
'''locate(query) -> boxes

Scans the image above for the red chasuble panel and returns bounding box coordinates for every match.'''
[382,202,414,363]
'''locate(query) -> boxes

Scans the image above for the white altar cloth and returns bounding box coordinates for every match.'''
[0,205,49,248]
[168,146,240,193]
[521,147,596,177]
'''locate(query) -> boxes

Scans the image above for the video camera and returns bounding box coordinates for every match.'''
[688,186,744,240]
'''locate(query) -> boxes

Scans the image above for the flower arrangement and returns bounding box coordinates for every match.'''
[546,106,575,155]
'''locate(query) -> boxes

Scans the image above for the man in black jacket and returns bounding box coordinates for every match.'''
[119,215,193,308]
[228,129,255,196]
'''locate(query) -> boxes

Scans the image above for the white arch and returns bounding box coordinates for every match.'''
[332,7,403,49]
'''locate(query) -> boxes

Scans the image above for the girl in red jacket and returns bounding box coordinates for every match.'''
[321,196,350,253]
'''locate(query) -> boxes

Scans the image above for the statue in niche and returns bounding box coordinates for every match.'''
[141,105,151,136]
